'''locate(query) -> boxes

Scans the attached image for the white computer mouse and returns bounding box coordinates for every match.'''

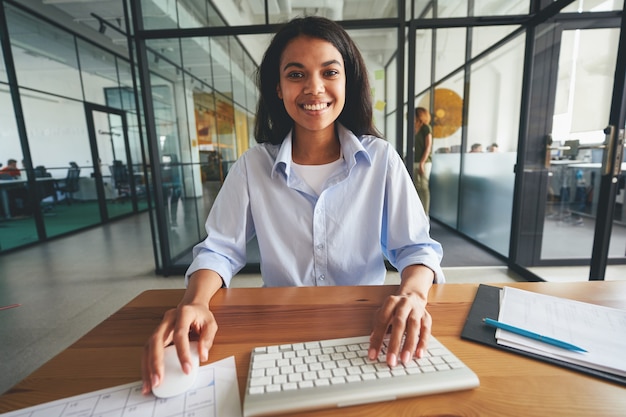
[152,341,200,398]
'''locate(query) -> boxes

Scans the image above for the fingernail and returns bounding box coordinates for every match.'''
[151,374,159,388]
[201,348,209,362]
[183,362,192,374]
[388,353,397,367]
[401,351,411,364]
[368,348,377,360]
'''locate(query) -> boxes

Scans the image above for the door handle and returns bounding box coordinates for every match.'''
[602,125,625,177]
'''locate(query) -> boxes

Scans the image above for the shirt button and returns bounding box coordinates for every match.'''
[317,244,324,250]
[318,274,325,281]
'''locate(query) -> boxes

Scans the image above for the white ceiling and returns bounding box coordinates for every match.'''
[21,0,403,64]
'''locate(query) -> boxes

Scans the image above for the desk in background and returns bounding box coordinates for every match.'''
[0,282,624,416]
[0,177,57,219]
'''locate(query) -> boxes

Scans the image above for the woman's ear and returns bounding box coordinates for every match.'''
[276,84,283,100]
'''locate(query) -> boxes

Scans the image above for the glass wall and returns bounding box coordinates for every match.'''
[0,87,35,250]
[459,33,524,255]
[3,0,624,276]
[0,1,147,254]
[418,15,525,256]
[141,28,259,270]
[348,28,397,144]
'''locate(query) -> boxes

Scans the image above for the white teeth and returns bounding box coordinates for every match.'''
[302,103,328,111]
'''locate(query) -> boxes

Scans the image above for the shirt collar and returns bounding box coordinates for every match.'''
[271,123,372,179]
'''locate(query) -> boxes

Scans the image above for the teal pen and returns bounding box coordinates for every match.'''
[482,317,587,353]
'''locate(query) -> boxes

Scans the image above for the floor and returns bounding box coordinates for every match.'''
[0,212,624,396]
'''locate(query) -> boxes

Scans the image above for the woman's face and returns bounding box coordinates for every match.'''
[277,36,346,140]
[414,116,423,133]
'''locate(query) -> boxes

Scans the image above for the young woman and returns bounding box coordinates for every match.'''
[142,16,444,395]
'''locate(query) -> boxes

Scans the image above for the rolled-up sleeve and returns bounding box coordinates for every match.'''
[382,145,445,283]
[185,157,253,287]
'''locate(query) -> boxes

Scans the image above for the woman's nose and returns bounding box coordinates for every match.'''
[304,75,324,95]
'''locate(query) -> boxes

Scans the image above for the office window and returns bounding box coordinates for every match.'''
[20,89,101,237]
[0,42,7,83]
[141,0,226,29]
[143,32,261,269]
[0,87,20,163]
[0,88,36,250]
[429,72,465,229]
[562,0,624,12]
[385,111,398,150]
[459,33,525,255]
[230,39,247,110]
[412,0,530,17]
[242,44,258,115]
[267,0,398,23]
[474,1,529,16]
[77,38,120,106]
[385,56,398,117]
[415,29,433,98]
[140,0,177,30]
[6,4,82,101]
[472,25,520,58]
[435,27,466,81]
[437,0,467,18]
[348,28,397,139]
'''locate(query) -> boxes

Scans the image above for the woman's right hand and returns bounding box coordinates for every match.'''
[141,269,224,395]
[141,302,218,395]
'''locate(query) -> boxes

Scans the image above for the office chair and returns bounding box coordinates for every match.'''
[56,162,80,205]
[34,165,58,211]
[110,160,130,200]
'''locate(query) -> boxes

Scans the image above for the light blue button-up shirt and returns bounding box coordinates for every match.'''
[186,124,444,287]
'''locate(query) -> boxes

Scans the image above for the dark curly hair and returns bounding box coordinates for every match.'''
[254,16,380,144]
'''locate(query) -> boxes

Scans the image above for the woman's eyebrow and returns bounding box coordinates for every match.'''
[322,59,342,67]
[282,62,304,71]
[282,59,342,72]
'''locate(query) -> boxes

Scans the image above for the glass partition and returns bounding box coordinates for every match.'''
[542,27,620,260]
[429,30,525,255]
[472,25,520,58]
[412,0,530,17]
[143,31,259,270]
[77,38,120,106]
[348,28,397,140]
[0,87,36,250]
[142,0,226,29]
[384,55,398,142]
[435,28,466,80]
[429,74,465,229]
[268,0,398,23]
[562,0,624,12]
[415,29,433,96]
[21,89,101,237]
[474,1,529,15]
[7,5,82,100]
[0,42,6,82]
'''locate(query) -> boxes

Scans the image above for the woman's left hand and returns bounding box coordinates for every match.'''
[368,265,434,366]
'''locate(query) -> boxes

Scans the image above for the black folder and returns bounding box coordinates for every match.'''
[460,284,626,386]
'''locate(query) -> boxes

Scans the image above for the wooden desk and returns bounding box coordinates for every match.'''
[1,281,625,416]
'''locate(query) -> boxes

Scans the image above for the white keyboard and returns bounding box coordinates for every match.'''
[243,335,479,416]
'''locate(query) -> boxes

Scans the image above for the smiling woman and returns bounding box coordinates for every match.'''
[142,16,445,398]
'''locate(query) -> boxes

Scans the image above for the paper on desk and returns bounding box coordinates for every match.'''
[495,287,626,377]
[0,356,242,417]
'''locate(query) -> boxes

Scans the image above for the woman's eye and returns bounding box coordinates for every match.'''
[325,70,339,77]
[286,72,303,79]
